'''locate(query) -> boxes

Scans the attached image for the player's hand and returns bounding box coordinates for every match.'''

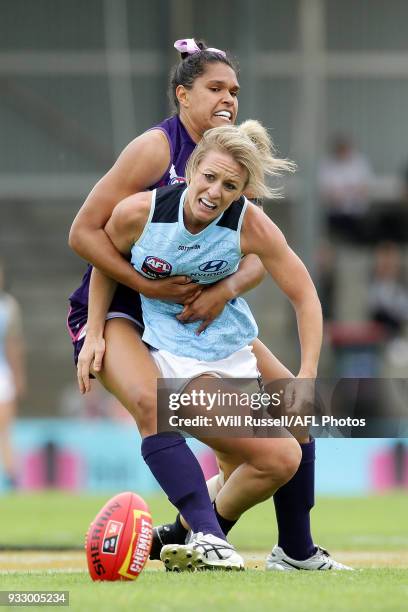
[283,377,315,416]
[176,283,230,335]
[77,333,106,394]
[142,276,202,304]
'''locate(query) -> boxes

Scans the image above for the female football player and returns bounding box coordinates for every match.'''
[78,119,322,570]
[69,39,349,571]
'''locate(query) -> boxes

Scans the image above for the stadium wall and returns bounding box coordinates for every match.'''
[1,419,407,496]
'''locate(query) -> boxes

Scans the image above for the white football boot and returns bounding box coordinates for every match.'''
[266,545,353,571]
[161,532,244,572]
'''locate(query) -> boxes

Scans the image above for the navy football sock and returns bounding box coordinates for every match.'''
[213,501,237,536]
[141,433,225,539]
[173,513,189,541]
[273,438,316,560]
[149,514,188,560]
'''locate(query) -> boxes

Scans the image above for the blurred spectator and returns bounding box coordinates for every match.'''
[318,135,373,243]
[367,242,408,337]
[370,162,408,244]
[315,241,337,322]
[0,260,26,489]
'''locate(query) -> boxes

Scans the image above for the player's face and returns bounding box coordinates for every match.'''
[179,63,239,136]
[184,150,248,232]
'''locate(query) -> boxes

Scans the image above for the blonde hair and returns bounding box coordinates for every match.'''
[185,120,296,198]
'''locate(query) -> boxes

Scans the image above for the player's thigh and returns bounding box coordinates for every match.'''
[251,338,294,381]
[96,318,160,421]
[212,453,239,482]
[203,435,300,477]
[187,374,299,472]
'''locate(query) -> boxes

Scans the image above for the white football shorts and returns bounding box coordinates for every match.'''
[150,344,259,380]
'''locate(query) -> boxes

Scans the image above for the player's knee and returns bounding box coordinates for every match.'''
[272,439,302,485]
[257,439,301,486]
[123,386,157,437]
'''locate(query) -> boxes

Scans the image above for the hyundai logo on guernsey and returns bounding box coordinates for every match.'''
[198,260,229,273]
[142,256,172,278]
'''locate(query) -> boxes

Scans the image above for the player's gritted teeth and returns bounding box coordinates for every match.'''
[214,110,232,122]
[199,197,217,211]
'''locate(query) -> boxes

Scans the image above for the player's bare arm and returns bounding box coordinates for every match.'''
[69,126,264,317]
[78,187,205,393]
[83,193,152,334]
[69,130,200,304]
[76,269,114,394]
[78,193,149,389]
[241,204,322,378]
[77,192,153,393]
[68,130,170,290]
[102,193,200,301]
[104,192,152,255]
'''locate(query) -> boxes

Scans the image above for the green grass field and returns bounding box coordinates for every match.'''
[1,492,407,611]
[2,570,407,612]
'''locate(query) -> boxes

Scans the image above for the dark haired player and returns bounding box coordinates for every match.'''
[69,38,350,571]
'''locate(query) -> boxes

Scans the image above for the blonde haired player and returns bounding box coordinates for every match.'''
[79,120,350,570]
[71,38,350,572]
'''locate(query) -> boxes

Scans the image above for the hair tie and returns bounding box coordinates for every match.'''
[174,38,226,58]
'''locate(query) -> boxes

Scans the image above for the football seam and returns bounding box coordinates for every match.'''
[112,491,135,580]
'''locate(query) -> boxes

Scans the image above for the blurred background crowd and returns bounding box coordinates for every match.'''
[0,0,407,494]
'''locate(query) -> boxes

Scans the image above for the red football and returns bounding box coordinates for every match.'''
[86,491,153,581]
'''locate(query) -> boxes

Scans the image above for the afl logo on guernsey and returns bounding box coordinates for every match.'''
[199,260,228,273]
[142,256,172,278]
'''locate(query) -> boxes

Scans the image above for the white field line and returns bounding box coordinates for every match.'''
[0,550,407,574]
